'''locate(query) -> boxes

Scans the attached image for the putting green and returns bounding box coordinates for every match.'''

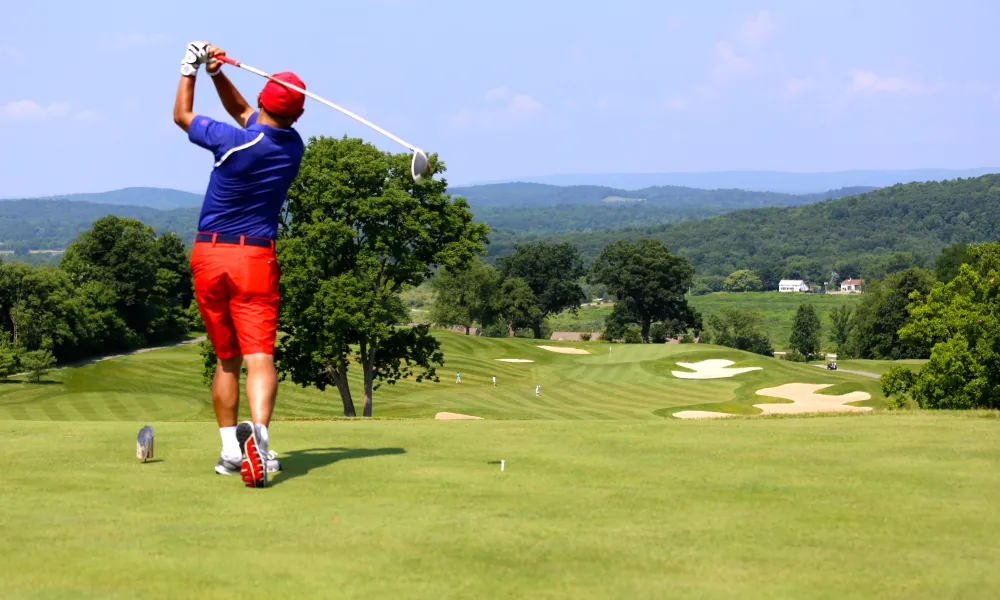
[2,417,999,598]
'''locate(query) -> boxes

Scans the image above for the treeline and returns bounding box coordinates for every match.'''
[485,175,1000,287]
[429,239,699,343]
[0,215,195,376]
[0,200,199,250]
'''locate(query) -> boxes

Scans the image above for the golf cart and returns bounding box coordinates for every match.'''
[826,361,838,371]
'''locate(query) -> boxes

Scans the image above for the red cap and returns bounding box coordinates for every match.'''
[260,72,306,117]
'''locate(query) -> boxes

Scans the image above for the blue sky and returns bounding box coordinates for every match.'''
[0,0,996,196]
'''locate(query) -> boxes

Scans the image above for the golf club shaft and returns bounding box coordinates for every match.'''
[213,55,418,152]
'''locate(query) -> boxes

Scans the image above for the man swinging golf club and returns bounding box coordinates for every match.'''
[173,41,305,488]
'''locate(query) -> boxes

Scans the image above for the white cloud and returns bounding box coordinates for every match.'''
[847,70,922,94]
[0,100,72,121]
[485,86,511,101]
[444,89,543,129]
[508,94,543,114]
[741,10,776,50]
[714,40,751,80]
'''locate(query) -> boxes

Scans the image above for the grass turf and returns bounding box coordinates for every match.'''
[547,292,863,350]
[2,416,999,599]
[0,332,884,421]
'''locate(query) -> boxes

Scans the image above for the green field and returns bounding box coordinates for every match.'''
[548,292,862,350]
[3,332,999,598]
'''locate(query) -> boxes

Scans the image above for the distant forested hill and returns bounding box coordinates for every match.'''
[452,182,875,233]
[21,187,203,209]
[0,200,199,251]
[486,175,1000,283]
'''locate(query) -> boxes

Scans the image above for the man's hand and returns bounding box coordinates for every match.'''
[206,44,226,76]
[180,41,211,77]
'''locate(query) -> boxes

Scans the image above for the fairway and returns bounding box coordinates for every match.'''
[3,417,1000,598]
[0,331,884,421]
[3,332,999,599]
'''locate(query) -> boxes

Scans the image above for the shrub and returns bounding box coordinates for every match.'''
[579,332,592,342]
[20,349,55,383]
[881,365,917,410]
[784,350,808,362]
[622,327,643,344]
[650,322,669,344]
[680,333,695,344]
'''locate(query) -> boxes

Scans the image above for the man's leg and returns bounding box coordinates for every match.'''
[212,356,243,428]
[191,242,243,474]
[244,353,277,426]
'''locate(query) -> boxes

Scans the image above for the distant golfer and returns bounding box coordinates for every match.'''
[492,376,497,387]
[174,41,306,488]
[456,372,462,384]
[535,385,541,397]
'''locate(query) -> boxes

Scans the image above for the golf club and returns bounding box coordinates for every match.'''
[212,55,432,183]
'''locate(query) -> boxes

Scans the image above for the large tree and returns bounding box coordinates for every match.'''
[491,278,540,338]
[589,239,696,342]
[60,216,190,346]
[829,305,853,351]
[844,268,935,359]
[496,242,585,338]
[789,303,822,358]
[723,269,763,292]
[429,260,499,335]
[934,242,974,283]
[885,243,1000,409]
[276,136,488,417]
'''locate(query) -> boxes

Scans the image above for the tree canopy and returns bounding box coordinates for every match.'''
[789,304,822,358]
[496,242,585,338]
[589,239,697,342]
[883,242,1000,409]
[276,136,488,417]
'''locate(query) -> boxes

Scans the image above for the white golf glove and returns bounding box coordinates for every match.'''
[180,41,210,77]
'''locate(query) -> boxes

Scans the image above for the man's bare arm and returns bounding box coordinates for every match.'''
[207,46,255,127]
[173,75,197,132]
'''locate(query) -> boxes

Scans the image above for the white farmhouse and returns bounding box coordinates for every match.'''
[840,279,864,293]
[778,279,809,293]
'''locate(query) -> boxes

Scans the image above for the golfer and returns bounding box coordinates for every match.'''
[173,41,306,488]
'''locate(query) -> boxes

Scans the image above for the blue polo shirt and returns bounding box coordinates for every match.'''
[188,112,304,240]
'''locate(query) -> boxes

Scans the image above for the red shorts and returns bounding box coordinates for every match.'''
[191,236,280,360]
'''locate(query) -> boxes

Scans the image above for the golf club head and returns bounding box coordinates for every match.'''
[411,149,432,184]
[136,425,154,462]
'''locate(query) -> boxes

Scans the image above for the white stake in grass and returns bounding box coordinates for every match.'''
[500,460,505,472]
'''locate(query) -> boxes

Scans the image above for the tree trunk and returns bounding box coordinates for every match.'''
[506,322,516,338]
[361,340,374,417]
[641,317,651,343]
[465,325,470,335]
[326,360,356,417]
[532,321,543,339]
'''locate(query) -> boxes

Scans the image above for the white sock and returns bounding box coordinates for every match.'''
[256,423,270,454]
[220,426,240,460]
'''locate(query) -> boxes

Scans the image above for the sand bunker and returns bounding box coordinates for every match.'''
[672,410,736,420]
[435,412,484,420]
[495,358,535,363]
[671,359,762,379]
[754,383,872,415]
[537,345,590,355]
